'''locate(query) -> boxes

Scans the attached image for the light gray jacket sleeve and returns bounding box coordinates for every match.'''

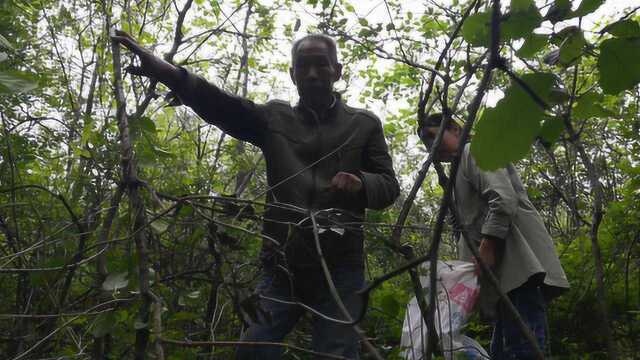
[461,145,518,240]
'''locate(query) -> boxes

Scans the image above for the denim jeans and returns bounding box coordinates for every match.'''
[490,280,547,360]
[235,265,365,360]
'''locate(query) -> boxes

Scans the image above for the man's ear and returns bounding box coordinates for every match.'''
[334,62,343,82]
[289,66,296,85]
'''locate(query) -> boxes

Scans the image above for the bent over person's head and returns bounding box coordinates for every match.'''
[417,113,463,162]
[289,34,343,106]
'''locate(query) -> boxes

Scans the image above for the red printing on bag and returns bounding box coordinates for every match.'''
[448,283,480,313]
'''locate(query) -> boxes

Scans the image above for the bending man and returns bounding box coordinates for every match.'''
[418,113,569,359]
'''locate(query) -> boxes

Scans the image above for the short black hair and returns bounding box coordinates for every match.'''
[291,34,338,65]
[417,113,443,135]
[417,113,462,137]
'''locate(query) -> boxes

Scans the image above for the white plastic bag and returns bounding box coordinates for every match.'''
[400,260,488,360]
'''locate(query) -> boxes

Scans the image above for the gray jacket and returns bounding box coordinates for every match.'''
[454,144,569,312]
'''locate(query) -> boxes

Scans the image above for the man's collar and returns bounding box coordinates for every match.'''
[298,93,338,113]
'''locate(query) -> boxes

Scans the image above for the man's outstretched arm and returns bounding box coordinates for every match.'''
[110,30,267,146]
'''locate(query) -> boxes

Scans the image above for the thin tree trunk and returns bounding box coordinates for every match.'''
[109,18,159,360]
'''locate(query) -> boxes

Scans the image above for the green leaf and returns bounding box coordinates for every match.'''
[604,19,640,38]
[73,146,92,158]
[462,11,491,47]
[510,72,556,105]
[0,71,38,94]
[80,119,94,146]
[502,1,542,40]
[0,52,7,62]
[598,38,640,94]
[0,34,13,50]
[471,73,554,170]
[150,219,169,234]
[102,272,129,291]
[172,311,199,322]
[559,30,586,65]
[379,293,401,318]
[570,0,604,18]
[573,91,614,119]
[550,26,580,46]
[152,145,173,158]
[131,116,156,135]
[510,0,533,12]
[91,312,117,338]
[134,319,148,330]
[544,0,571,24]
[539,117,564,144]
[517,33,548,58]
[358,18,368,27]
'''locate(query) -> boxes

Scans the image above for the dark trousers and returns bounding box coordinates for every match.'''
[490,281,547,360]
[235,265,364,360]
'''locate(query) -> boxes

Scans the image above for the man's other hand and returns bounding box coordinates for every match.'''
[110,29,177,81]
[330,172,363,193]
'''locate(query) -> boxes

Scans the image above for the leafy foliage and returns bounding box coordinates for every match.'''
[1,0,639,359]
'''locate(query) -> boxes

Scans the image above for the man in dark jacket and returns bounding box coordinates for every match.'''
[112,31,400,359]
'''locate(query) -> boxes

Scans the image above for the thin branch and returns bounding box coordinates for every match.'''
[11,298,134,360]
[160,338,349,359]
[309,210,384,360]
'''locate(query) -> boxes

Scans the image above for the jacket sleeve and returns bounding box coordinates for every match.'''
[169,67,268,147]
[462,144,518,240]
[359,115,400,210]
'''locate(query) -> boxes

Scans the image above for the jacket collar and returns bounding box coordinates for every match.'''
[297,92,341,120]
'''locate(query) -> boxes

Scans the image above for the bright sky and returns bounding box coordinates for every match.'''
[259,0,640,116]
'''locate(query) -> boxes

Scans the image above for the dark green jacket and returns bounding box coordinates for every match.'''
[173,69,400,268]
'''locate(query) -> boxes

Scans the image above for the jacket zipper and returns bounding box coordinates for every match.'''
[307,107,323,210]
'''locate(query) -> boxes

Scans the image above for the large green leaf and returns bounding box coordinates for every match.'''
[0,71,38,94]
[570,0,604,18]
[509,72,556,105]
[471,73,555,170]
[510,0,533,12]
[379,292,401,318]
[559,30,586,65]
[573,91,614,119]
[598,38,640,94]
[461,11,491,47]
[502,0,542,40]
[517,33,548,58]
[544,0,571,23]
[603,19,640,38]
[130,116,156,137]
[539,117,565,144]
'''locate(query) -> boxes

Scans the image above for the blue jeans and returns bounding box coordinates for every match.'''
[235,265,365,360]
[490,281,547,360]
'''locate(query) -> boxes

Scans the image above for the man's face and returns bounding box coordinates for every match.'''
[289,39,342,101]
[419,125,461,162]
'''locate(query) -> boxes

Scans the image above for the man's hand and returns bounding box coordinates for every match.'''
[110,30,178,84]
[330,172,363,193]
[475,237,499,275]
